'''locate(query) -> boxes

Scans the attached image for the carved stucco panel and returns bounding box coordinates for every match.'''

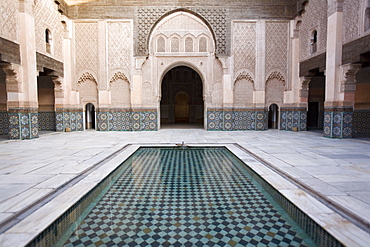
[77,76,98,104]
[232,21,256,75]
[110,78,130,107]
[150,11,214,54]
[34,0,63,60]
[108,21,132,77]
[0,0,18,42]
[234,77,254,107]
[137,7,226,56]
[299,0,328,61]
[343,0,360,42]
[266,21,288,76]
[75,22,98,76]
[265,77,285,106]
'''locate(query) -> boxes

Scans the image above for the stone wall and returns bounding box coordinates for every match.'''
[0,0,19,43]
[34,0,64,61]
[343,0,361,43]
[232,21,256,76]
[299,0,327,61]
[64,0,297,56]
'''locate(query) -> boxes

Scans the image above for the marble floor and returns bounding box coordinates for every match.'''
[0,129,370,246]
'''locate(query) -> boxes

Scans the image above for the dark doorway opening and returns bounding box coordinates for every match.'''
[160,66,204,128]
[37,69,56,132]
[268,104,279,129]
[307,75,325,130]
[85,103,95,129]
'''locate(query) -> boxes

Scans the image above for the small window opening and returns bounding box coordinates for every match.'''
[310,30,317,54]
[45,29,52,53]
[365,3,370,31]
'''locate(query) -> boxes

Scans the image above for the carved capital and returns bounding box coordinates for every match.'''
[1,63,22,93]
[293,29,300,39]
[327,0,344,16]
[299,76,311,98]
[341,63,361,93]
[52,76,64,98]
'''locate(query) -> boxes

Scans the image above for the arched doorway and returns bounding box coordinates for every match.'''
[85,103,95,129]
[160,66,204,128]
[268,104,279,129]
[37,69,56,133]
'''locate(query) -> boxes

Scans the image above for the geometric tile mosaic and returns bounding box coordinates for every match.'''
[353,110,370,137]
[97,108,157,131]
[324,107,353,138]
[0,111,9,135]
[38,111,56,131]
[61,147,316,246]
[207,108,267,131]
[8,108,38,139]
[55,109,84,132]
[280,108,307,131]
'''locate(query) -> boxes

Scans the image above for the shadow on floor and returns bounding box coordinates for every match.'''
[160,123,204,129]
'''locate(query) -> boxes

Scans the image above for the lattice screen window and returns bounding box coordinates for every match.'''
[310,30,317,54]
[365,1,370,31]
[45,29,52,54]
[157,37,165,52]
[171,37,179,52]
[199,37,207,52]
[185,37,193,52]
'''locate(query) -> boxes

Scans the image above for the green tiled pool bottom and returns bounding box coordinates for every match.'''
[27,147,343,247]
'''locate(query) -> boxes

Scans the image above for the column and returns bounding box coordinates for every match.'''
[281,19,308,132]
[8,1,38,139]
[255,20,267,130]
[324,0,354,138]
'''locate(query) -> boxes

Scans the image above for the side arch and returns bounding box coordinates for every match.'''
[266,70,287,91]
[76,71,98,90]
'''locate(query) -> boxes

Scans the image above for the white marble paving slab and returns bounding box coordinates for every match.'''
[0,188,53,213]
[328,195,370,223]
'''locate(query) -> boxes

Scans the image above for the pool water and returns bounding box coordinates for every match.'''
[60,147,316,246]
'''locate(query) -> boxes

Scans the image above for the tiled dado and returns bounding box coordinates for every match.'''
[8,108,38,139]
[207,108,267,131]
[280,108,307,131]
[324,107,353,138]
[353,110,370,137]
[97,108,157,131]
[0,111,9,135]
[55,109,84,132]
[38,112,56,131]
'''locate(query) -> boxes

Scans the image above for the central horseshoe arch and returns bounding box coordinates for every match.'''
[160,66,204,128]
